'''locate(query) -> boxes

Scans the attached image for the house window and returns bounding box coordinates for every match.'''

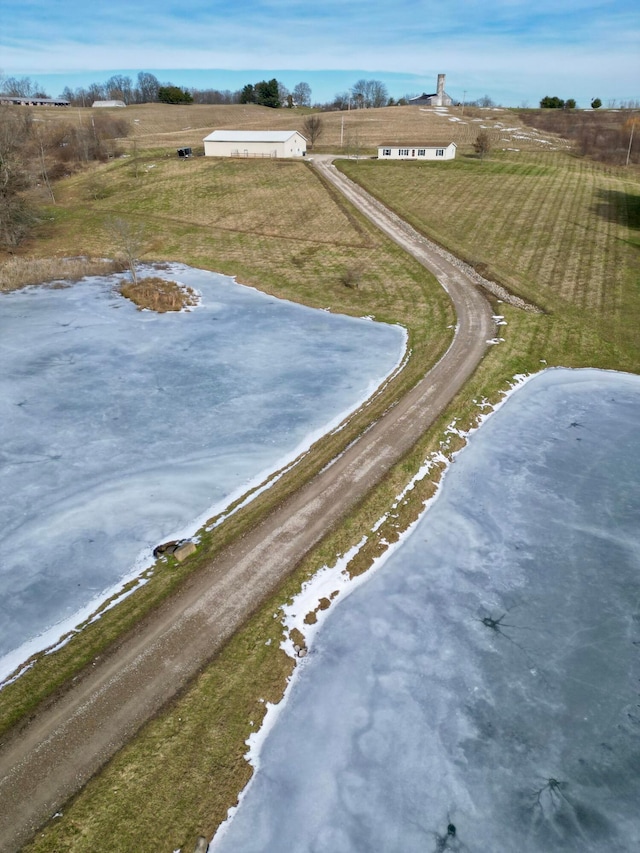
[399,149,409,156]
[417,149,426,156]
[383,148,391,156]
[436,148,445,157]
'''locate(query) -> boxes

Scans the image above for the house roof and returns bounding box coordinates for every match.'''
[409,92,452,103]
[377,142,457,148]
[0,96,70,106]
[203,130,305,143]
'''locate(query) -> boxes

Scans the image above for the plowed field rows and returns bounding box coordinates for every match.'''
[341,153,640,369]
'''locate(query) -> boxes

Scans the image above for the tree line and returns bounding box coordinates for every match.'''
[539,95,640,110]
[1,72,436,111]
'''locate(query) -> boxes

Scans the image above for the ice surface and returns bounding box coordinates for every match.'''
[0,265,405,678]
[211,368,640,853]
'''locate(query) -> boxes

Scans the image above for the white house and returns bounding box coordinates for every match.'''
[377,143,457,161]
[203,130,307,158]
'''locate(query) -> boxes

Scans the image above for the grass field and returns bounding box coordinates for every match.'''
[120,102,573,155]
[3,103,639,852]
[11,100,569,158]
[340,152,640,373]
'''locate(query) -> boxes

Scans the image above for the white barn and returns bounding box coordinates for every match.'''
[408,74,453,107]
[203,130,307,158]
[92,100,126,108]
[377,143,457,161]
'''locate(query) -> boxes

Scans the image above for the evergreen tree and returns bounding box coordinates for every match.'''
[157,85,193,104]
[254,79,281,109]
[240,84,256,104]
[540,95,565,109]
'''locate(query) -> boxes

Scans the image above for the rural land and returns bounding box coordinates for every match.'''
[0,97,639,852]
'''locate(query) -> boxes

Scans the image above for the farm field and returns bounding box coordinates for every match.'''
[129,101,574,155]
[340,150,640,373]
[2,103,639,852]
[9,100,570,156]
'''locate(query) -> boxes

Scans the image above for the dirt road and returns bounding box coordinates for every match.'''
[0,159,495,852]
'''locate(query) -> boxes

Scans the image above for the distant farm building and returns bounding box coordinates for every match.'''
[378,142,457,161]
[409,74,453,107]
[92,100,126,108]
[203,130,307,158]
[0,96,69,107]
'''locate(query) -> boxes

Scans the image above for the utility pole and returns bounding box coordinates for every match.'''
[462,90,467,115]
[626,119,637,166]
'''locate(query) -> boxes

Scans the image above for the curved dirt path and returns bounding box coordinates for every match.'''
[0,159,495,852]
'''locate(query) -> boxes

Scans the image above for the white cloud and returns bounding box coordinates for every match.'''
[2,0,637,105]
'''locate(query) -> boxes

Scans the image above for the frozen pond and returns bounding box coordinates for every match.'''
[212,368,640,853]
[0,265,406,680]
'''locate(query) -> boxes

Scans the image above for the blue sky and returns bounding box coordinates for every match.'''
[2,0,638,106]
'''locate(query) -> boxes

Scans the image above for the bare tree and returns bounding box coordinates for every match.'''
[473,131,492,159]
[277,81,290,107]
[105,75,133,104]
[302,115,323,149]
[351,80,368,108]
[106,218,146,284]
[0,107,35,247]
[368,80,389,108]
[293,82,312,107]
[332,91,351,111]
[476,94,495,108]
[35,128,55,203]
[1,76,43,97]
[136,72,160,103]
[87,82,106,104]
[350,79,388,109]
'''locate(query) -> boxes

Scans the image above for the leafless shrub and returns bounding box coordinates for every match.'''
[0,107,36,247]
[0,195,36,249]
[473,131,492,159]
[340,265,363,288]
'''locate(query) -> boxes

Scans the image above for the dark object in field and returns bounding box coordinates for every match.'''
[177,147,193,158]
[153,539,197,562]
[153,540,180,558]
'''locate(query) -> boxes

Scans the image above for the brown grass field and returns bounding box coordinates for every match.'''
[2,101,639,852]
[15,100,571,156]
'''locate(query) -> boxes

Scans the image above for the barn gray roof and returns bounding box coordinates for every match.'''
[203,130,304,142]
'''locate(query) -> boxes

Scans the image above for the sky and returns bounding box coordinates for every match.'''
[1,0,638,107]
